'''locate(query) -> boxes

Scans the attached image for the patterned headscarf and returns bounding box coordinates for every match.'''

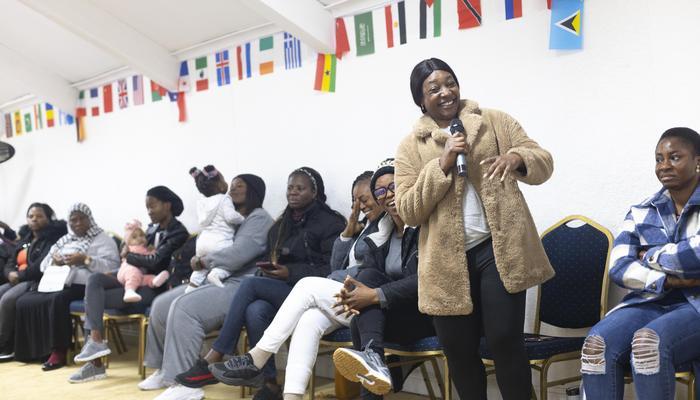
[48,203,104,257]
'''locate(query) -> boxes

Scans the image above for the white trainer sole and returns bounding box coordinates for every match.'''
[333,348,392,395]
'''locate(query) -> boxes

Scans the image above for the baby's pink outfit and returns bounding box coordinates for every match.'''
[117,245,164,290]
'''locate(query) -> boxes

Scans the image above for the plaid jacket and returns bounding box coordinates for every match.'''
[609,185,700,314]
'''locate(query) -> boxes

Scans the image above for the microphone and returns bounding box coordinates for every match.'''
[449,118,467,177]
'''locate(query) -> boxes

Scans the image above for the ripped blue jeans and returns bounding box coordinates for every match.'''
[581,299,700,400]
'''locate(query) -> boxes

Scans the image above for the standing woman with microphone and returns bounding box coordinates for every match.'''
[394,58,555,400]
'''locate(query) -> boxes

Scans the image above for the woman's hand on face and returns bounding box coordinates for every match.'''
[439,134,468,175]
[261,263,289,280]
[333,276,378,317]
[665,275,700,289]
[480,153,524,182]
[8,271,19,285]
[52,253,66,266]
[63,253,87,266]
[342,199,365,238]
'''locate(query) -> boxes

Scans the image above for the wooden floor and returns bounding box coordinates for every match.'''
[0,349,428,400]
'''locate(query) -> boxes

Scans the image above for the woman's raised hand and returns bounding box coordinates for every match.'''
[342,199,365,238]
[439,134,468,175]
[63,253,87,266]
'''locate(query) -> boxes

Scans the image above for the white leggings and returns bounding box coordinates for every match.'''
[255,276,352,395]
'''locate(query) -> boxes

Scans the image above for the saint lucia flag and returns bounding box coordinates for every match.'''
[549,0,583,50]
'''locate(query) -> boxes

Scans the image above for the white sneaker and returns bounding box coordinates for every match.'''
[138,369,167,390]
[153,384,204,400]
[123,289,142,303]
[206,270,226,288]
[184,284,198,294]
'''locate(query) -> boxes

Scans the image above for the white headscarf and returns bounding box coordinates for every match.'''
[47,203,103,257]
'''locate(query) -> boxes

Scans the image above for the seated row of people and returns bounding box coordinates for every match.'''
[1,56,699,400]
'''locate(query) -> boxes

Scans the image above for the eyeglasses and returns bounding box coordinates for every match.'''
[373,182,395,199]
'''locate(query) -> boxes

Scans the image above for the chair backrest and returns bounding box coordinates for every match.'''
[534,215,613,333]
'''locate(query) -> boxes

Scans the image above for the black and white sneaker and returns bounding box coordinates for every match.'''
[208,353,264,387]
[0,352,14,362]
[175,359,218,388]
[333,342,392,395]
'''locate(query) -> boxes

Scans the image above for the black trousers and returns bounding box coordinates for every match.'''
[350,267,434,400]
[432,238,530,400]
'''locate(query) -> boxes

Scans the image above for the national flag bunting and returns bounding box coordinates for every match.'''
[168,91,187,122]
[151,81,167,102]
[178,61,191,92]
[14,111,22,135]
[314,54,336,93]
[549,0,583,50]
[76,90,87,118]
[118,79,128,109]
[24,113,32,133]
[132,75,144,106]
[103,83,113,113]
[90,88,100,116]
[216,50,231,85]
[45,103,55,127]
[283,33,302,70]
[385,1,407,48]
[237,43,252,80]
[33,104,43,130]
[335,18,350,59]
[195,56,209,91]
[4,114,12,138]
[354,11,375,56]
[457,0,482,29]
[547,0,552,9]
[420,0,442,39]
[505,0,522,20]
[259,36,274,75]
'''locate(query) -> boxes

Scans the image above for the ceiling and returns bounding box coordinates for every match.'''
[0,0,385,113]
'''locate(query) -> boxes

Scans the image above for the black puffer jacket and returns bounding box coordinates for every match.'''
[360,214,420,309]
[126,218,189,275]
[266,201,346,286]
[3,220,68,283]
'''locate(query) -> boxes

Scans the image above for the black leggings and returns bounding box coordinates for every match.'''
[432,238,530,400]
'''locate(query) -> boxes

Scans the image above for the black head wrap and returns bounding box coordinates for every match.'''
[146,186,184,217]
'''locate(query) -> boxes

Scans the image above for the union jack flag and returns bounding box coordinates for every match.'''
[216,50,231,86]
[118,78,128,109]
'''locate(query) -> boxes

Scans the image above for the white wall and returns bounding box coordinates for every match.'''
[2,0,699,398]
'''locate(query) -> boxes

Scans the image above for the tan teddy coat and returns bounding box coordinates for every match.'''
[395,99,555,316]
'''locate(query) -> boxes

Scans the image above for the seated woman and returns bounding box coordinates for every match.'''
[14,203,119,370]
[69,186,189,383]
[0,203,66,361]
[136,175,273,400]
[332,159,434,399]
[581,127,700,400]
[201,171,382,400]
[167,167,346,400]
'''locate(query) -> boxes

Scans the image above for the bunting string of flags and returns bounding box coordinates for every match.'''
[2,0,584,142]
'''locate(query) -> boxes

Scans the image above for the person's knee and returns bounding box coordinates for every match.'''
[631,328,661,375]
[581,334,606,375]
[246,301,274,326]
[86,272,103,287]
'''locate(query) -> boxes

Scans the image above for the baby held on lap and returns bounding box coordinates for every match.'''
[117,220,169,302]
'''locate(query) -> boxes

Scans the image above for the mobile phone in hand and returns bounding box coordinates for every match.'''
[256,261,276,271]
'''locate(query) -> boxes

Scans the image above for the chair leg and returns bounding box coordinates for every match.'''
[103,319,111,368]
[420,362,437,400]
[138,317,146,378]
[530,384,538,400]
[689,372,696,400]
[442,356,451,400]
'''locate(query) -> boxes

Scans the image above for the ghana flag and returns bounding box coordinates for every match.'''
[314,54,336,93]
